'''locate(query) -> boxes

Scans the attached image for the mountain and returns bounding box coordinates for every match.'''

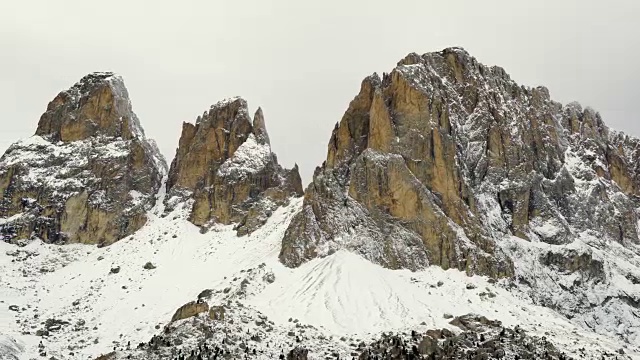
[0,72,166,246]
[281,47,640,274]
[279,47,640,346]
[1,50,639,360]
[165,97,303,235]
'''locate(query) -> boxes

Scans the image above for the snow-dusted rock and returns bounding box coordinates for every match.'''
[0,72,167,245]
[165,97,303,235]
[280,47,640,343]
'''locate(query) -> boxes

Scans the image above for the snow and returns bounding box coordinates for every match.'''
[217,134,272,178]
[128,190,144,208]
[530,218,563,239]
[0,335,23,360]
[210,96,244,110]
[0,135,130,193]
[0,214,24,226]
[1,195,637,359]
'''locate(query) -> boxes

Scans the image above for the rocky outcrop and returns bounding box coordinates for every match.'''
[540,249,605,282]
[280,47,640,278]
[170,301,209,322]
[287,347,309,360]
[0,72,166,245]
[209,306,225,321]
[165,97,303,235]
[358,315,564,360]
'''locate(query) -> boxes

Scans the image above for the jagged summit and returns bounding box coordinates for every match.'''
[0,72,166,245]
[35,71,146,143]
[279,46,640,343]
[166,97,302,235]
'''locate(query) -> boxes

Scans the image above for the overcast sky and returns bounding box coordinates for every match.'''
[1,0,639,183]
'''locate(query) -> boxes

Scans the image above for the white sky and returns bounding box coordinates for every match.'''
[1,0,639,183]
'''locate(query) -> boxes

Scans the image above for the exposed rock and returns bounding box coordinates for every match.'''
[417,335,438,356]
[112,305,577,360]
[0,72,167,245]
[287,346,309,360]
[540,249,605,282]
[280,47,640,281]
[359,315,562,360]
[208,306,225,321]
[143,262,156,270]
[263,272,276,284]
[449,314,502,332]
[44,318,70,332]
[170,301,209,322]
[197,289,213,300]
[94,352,115,360]
[109,266,120,274]
[165,97,303,235]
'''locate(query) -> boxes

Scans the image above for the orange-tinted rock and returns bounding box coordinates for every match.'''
[166,97,303,235]
[0,72,166,245]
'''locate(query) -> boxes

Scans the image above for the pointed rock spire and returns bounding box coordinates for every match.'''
[252,107,271,146]
[166,97,302,235]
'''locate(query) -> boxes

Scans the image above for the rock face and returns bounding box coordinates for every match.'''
[170,301,209,322]
[165,97,303,235]
[280,47,640,278]
[0,72,166,245]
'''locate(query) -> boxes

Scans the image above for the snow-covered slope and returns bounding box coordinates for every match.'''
[1,195,638,359]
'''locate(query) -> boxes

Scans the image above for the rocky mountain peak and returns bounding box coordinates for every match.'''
[35,72,145,143]
[166,97,302,235]
[0,72,166,245]
[281,47,640,277]
[278,46,640,345]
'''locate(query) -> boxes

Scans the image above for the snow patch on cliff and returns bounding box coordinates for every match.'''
[217,134,272,178]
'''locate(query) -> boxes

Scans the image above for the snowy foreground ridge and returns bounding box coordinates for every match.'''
[0,198,638,359]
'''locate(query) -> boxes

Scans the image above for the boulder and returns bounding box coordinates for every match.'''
[418,335,438,355]
[209,305,225,321]
[449,314,502,332]
[287,346,309,360]
[170,301,209,322]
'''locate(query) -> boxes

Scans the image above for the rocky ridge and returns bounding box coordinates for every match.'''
[280,47,640,274]
[165,97,303,235]
[102,312,577,360]
[0,72,166,246]
[279,47,640,343]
